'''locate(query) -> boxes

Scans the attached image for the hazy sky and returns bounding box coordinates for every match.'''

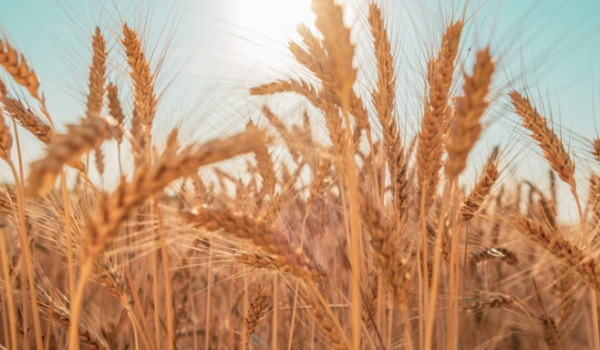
[0,0,599,194]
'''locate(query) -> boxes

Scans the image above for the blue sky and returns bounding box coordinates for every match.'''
[0,0,599,198]
[1,0,599,129]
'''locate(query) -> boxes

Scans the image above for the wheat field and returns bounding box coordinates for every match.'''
[0,0,599,349]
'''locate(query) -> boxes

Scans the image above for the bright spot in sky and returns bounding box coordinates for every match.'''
[235,0,315,39]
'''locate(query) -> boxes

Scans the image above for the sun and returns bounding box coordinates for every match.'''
[236,0,315,39]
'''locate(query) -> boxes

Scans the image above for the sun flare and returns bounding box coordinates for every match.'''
[236,0,314,39]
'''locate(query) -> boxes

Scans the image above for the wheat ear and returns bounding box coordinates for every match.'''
[2,97,52,143]
[462,294,514,312]
[0,36,40,98]
[310,3,362,349]
[247,120,276,197]
[461,160,499,222]
[68,129,266,348]
[123,23,157,129]
[593,138,600,166]
[515,216,600,292]
[106,83,125,143]
[445,48,495,177]
[539,315,561,350]
[311,0,356,104]
[417,21,464,211]
[368,2,397,158]
[510,91,575,187]
[181,207,325,283]
[469,247,519,266]
[244,284,271,348]
[85,27,107,118]
[360,193,412,306]
[0,105,12,162]
[26,117,120,196]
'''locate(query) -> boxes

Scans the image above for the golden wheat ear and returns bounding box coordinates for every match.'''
[515,216,600,292]
[0,36,41,99]
[461,160,499,222]
[469,247,519,266]
[417,21,464,212]
[359,192,412,307]
[246,119,276,198]
[181,206,326,283]
[84,128,268,261]
[244,284,272,348]
[0,105,13,163]
[462,294,514,312]
[368,2,397,158]
[26,117,120,196]
[85,27,107,118]
[311,0,356,105]
[122,23,157,130]
[106,83,125,143]
[2,97,52,143]
[445,48,495,178]
[593,138,600,166]
[509,91,575,188]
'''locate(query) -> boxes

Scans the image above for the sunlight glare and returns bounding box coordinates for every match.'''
[236,0,314,39]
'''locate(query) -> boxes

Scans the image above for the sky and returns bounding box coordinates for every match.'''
[1,0,599,129]
[0,0,600,216]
